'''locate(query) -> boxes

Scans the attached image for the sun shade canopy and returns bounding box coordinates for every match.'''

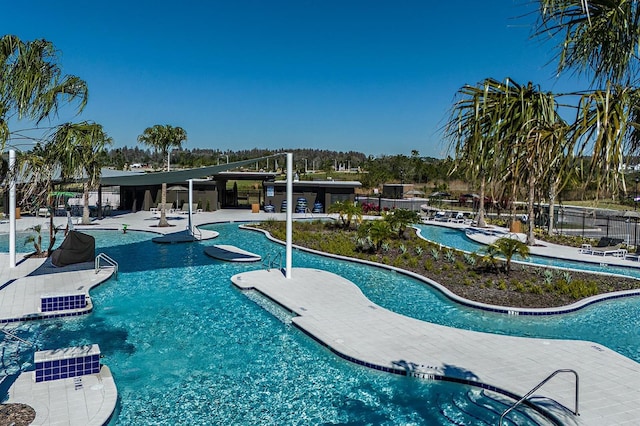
[99,155,281,186]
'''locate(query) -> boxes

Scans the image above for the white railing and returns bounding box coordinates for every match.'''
[190,225,202,240]
[95,253,119,279]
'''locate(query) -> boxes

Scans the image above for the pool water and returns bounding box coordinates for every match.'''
[415,224,640,279]
[2,224,637,424]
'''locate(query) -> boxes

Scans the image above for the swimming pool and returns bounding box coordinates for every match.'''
[415,223,640,279]
[2,224,637,424]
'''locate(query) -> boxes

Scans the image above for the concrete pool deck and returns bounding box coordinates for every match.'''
[232,267,640,425]
[2,210,640,425]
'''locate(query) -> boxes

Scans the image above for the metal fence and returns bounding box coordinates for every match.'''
[356,196,427,212]
[546,206,640,246]
[356,196,640,247]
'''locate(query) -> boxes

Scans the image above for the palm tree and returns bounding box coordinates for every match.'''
[17,142,61,254]
[359,219,393,251]
[49,122,112,224]
[137,124,187,227]
[483,236,530,274]
[328,200,363,229]
[535,1,640,199]
[384,208,421,239]
[0,35,88,148]
[535,0,640,88]
[446,79,510,228]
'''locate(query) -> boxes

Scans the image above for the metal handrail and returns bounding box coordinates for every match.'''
[1,328,35,346]
[190,225,202,240]
[499,368,579,425]
[95,252,119,279]
[262,251,283,271]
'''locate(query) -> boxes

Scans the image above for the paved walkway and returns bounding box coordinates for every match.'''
[232,268,640,425]
[7,366,117,426]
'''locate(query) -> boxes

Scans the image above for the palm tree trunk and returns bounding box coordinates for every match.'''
[547,177,558,235]
[47,183,55,256]
[510,179,518,225]
[158,182,169,227]
[476,175,487,227]
[82,182,91,225]
[527,174,536,245]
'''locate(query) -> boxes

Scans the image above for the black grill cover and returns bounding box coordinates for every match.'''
[51,231,95,267]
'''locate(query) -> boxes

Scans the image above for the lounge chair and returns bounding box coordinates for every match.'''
[153,203,174,215]
[179,203,198,214]
[589,237,626,256]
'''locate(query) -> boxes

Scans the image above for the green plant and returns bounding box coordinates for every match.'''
[24,224,43,255]
[415,246,424,256]
[562,271,573,283]
[423,259,434,271]
[463,253,477,267]
[430,248,440,260]
[399,244,407,254]
[444,250,456,263]
[381,242,390,252]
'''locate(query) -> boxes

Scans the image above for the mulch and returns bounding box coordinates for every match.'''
[0,404,36,426]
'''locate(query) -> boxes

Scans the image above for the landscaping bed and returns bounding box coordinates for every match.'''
[255,220,640,309]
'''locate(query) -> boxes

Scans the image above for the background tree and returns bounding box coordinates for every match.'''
[137,124,187,226]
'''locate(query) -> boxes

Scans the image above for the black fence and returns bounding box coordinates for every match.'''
[543,206,640,246]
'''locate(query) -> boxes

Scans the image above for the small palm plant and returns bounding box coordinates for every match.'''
[24,225,43,256]
[483,236,530,274]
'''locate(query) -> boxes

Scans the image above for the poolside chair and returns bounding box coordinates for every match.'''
[179,203,198,214]
[590,237,626,256]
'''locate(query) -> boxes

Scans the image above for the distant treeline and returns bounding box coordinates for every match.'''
[104,147,459,189]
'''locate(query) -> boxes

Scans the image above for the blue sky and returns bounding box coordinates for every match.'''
[5,1,587,157]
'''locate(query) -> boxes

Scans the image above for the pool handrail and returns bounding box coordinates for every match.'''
[95,252,118,280]
[499,368,579,425]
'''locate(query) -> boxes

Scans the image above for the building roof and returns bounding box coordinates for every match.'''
[99,156,278,186]
[271,180,361,188]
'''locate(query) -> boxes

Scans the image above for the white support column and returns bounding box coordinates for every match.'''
[9,149,16,268]
[285,152,293,279]
[188,179,193,233]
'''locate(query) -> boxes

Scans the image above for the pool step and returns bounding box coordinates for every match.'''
[436,389,556,425]
[242,290,294,325]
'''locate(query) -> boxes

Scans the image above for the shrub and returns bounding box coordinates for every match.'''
[444,250,456,263]
[431,248,440,260]
[424,259,434,272]
[463,253,477,267]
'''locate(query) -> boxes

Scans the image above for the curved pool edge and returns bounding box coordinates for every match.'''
[240,224,640,316]
[231,267,634,426]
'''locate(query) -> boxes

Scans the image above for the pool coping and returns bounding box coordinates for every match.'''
[232,267,640,425]
[240,224,640,316]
